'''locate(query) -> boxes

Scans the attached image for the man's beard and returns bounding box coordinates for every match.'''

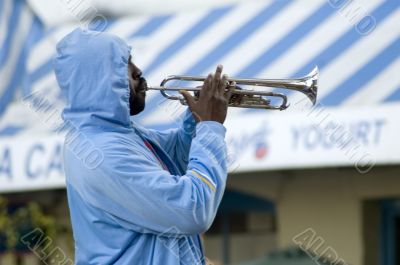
[129,96,145,115]
[129,78,146,116]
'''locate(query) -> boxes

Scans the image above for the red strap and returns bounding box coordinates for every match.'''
[143,140,170,172]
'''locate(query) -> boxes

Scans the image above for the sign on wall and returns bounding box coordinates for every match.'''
[225,103,400,174]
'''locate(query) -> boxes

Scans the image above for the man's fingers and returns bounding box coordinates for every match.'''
[212,65,223,94]
[200,74,212,100]
[224,81,235,101]
[218,74,228,98]
[180,90,196,109]
[180,91,202,122]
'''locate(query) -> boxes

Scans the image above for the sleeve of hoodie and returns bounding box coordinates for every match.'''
[143,109,196,168]
[79,121,227,236]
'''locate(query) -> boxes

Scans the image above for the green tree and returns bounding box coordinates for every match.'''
[0,196,61,265]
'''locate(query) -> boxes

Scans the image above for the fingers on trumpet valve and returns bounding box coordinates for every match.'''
[226,82,244,106]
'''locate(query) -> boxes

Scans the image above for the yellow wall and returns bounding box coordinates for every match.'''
[277,173,363,265]
[227,166,400,265]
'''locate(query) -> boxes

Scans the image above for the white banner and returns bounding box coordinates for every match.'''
[225,103,400,173]
[1,103,399,192]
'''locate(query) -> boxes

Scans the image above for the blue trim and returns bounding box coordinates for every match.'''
[242,0,398,113]
[30,60,53,83]
[384,87,400,102]
[185,0,291,76]
[128,15,172,39]
[322,37,400,106]
[139,0,291,123]
[24,15,168,96]
[0,17,44,115]
[238,1,335,78]
[0,125,25,136]
[23,59,52,96]
[143,6,233,74]
[27,20,118,92]
[22,20,116,96]
[0,0,23,66]
[237,1,339,114]
[291,0,398,78]
[0,0,4,22]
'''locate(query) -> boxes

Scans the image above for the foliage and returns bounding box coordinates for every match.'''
[0,196,59,264]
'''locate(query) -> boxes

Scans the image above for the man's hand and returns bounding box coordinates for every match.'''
[180,65,233,124]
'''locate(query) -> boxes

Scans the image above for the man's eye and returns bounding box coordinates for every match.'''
[133,73,142,80]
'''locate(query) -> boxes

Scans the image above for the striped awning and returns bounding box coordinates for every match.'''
[0,0,399,136]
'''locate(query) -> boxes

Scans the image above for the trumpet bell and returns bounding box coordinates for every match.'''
[301,66,318,105]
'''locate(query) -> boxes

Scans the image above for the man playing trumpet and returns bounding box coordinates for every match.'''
[55,28,231,264]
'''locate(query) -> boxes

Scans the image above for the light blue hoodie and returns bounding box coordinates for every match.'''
[54,28,228,265]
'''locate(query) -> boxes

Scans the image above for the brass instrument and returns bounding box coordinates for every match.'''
[147,66,318,110]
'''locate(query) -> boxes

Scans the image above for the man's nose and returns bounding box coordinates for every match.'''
[133,65,142,78]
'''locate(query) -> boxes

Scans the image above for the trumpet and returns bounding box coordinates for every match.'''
[146,67,318,110]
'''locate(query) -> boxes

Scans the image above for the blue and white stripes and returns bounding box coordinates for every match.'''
[0,0,399,136]
[0,0,44,114]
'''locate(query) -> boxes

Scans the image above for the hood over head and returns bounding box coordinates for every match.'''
[54,28,132,131]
